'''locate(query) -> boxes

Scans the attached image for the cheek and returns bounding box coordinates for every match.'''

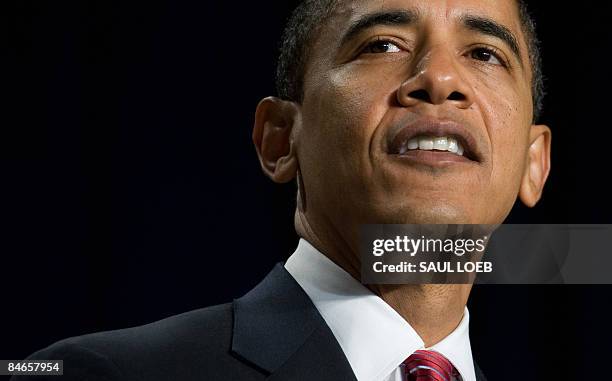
[301,66,395,182]
[475,77,531,211]
[315,66,393,129]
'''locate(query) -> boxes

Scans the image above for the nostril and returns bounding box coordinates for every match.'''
[408,89,432,103]
[448,91,466,101]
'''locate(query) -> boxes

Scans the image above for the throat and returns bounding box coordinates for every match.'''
[369,283,472,347]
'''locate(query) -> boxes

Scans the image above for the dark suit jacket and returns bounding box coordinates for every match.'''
[13,263,486,381]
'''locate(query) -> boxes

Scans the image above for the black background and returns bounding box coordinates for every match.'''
[3,1,611,380]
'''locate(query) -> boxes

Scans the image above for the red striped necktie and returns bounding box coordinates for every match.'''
[403,349,460,381]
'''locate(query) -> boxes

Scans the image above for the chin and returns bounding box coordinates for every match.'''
[387,203,474,225]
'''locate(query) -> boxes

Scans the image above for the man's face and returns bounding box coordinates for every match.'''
[295,0,538,228]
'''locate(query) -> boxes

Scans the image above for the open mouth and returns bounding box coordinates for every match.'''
[398,135,466,156]
[386,119,481,163]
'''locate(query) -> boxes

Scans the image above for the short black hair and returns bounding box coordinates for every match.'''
[276,0,544,122]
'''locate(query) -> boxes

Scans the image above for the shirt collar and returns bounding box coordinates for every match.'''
[285,238,476,381]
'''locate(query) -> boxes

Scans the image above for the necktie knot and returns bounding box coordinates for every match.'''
[403,350,459,381]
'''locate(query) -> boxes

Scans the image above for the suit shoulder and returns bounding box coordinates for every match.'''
[54,302,233,355]
[16,303,250,381]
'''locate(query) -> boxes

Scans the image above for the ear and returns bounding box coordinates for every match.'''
[519,124,552,207]
[252,97,300,183]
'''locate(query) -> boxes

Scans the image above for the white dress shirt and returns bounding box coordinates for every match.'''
[285,238,476,381]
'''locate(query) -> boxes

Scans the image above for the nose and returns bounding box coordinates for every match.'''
[397,48,475,109]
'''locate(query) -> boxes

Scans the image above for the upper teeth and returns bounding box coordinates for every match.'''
[400,136,465,156]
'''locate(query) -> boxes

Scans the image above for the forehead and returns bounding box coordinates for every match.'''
[326,0,524,42]
[331,0,521,25]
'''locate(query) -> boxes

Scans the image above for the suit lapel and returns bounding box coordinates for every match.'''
[231,263,357,381]
[474,362,487,381]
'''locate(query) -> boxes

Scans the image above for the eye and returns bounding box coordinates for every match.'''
[470,47,504,66]
[362,39,402,54]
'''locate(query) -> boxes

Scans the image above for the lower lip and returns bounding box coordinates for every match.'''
[388,150,475,167]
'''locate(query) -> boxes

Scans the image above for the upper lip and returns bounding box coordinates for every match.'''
[386,117,482,162]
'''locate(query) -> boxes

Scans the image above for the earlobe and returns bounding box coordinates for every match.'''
[519,124,552,207]
[252,97,300,184]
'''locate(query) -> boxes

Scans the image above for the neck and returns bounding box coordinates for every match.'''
[370,283,471,347]
[295,210,472,347]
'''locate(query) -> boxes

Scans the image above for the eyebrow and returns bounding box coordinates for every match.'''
[340,9,419,46]
[461,15,523,65]
[339,10,523,66]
